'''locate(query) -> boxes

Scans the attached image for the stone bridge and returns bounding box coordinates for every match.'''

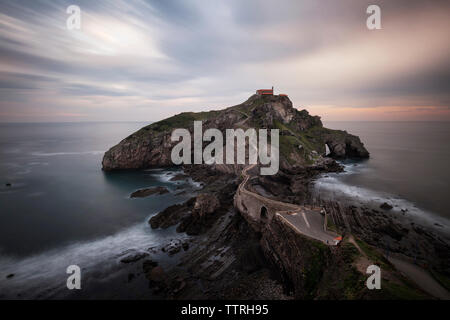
[234,164,339,245]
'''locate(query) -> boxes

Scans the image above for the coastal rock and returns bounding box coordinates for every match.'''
[102,130,174,170]
[148,266,167,284]
[102,94,369,171]
[258,214,341,299]
[149,197,196,229]
[149,191,223,235]
[130,186,169,198]
[120,251,149,263]
[170,174,189,181]
[161,239,184,256]
[176,193,221,235]
[142,259,158,274]
[380,202,393,210]
[374,223,404,241]
[323,131,370,159]
[192,193,220,218]
[170,277,187,294]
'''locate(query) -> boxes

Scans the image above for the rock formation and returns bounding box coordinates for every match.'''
[102,94,369,172]
[103,94,448,300]
[130,186,169,198]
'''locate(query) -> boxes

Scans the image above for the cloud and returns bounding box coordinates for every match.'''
[0,0,448,122]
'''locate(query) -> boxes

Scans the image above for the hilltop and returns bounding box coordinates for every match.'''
[102,94,369,172]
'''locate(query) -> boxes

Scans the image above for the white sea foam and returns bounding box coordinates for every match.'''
[150,169,202,189]
[313,163,450,230]
[0,222,186,299]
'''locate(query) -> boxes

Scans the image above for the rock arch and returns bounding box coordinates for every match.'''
[324,133,369,159]
[260,206,269,224]
[325,143,331,156]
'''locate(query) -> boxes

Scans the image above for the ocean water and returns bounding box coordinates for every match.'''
[0,121,449,298]
[316,121,450,229]
[0,122,199,299]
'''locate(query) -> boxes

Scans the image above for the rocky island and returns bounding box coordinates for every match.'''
[102,94,450,300]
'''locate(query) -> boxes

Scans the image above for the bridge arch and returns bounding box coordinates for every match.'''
[260,206,269,224]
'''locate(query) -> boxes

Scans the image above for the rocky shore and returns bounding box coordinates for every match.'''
[118,163,449,299]
[102,94,449,299]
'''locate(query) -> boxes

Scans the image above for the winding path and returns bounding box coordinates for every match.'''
[237,166,449,298]
[237,164,340,245]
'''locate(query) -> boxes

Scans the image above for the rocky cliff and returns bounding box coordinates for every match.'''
[102,94,369,172]
[102,94,384,299]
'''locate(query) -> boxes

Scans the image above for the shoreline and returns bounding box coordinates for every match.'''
[306,165,450,298]
[140,162,450,299]
[2,164,449,300]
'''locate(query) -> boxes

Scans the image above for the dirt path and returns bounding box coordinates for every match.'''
[388,256,450,300]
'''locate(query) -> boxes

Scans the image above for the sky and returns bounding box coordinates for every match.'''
[0,0,449,122]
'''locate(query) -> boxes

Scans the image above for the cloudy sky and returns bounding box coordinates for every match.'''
[0,0,449,122]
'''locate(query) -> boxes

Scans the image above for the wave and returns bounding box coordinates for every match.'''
[313,163,450,230]
[149,168,203,189]
[0,223,186,299]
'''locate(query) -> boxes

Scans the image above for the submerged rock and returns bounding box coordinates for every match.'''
[130,186,169,198]
[177,193,221,235]
[149,197,196,229]
[148,266,167,285]
[143,260,158,274]
[149,193,221,235]
[380,202,394,210]
[170,174,189,181]
[161,239,185,256]
[120,251,149,263]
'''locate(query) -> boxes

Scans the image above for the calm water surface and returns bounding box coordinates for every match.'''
[0,122,198,298]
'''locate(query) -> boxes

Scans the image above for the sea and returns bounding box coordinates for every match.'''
[0,121,448,298]
[316,121,450,229]
[0,122,199,299]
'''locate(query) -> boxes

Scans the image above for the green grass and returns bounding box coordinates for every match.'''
[352,238,431,300]
[325,214,338,233]
[342,267,365,299]
[430,269,450,292]
[273,120,319,164]
[382,280,430,300]
[150,111,219,132]
[303,239,329,299]
[278,135,300,162]
[341,242,361,263]
[355,238,393,270]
